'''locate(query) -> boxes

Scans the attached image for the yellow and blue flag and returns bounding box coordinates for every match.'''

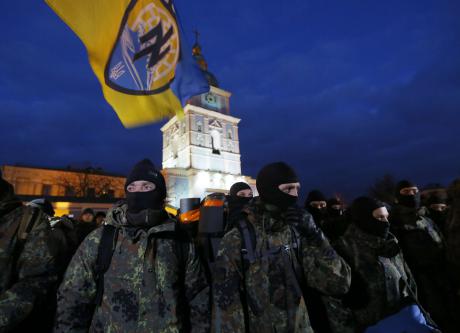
[46,0,209,128]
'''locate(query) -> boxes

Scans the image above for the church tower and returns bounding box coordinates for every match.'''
[161,36,254,206]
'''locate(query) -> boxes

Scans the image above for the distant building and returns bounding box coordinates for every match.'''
[0,165,126,217]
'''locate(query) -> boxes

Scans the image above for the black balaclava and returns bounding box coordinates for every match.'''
[427,193,448,227]
[28,198,55,217]
[305,190,328,222]
[256,162,299,210]
[396,180,421,209]
[228,182,252,218]
[125,159,167,213]
[327,198,343,218]
[351,196,390,239]
[229,182,252,197]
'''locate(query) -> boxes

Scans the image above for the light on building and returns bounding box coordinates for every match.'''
[54,201,71,217]
[225,174,235,188]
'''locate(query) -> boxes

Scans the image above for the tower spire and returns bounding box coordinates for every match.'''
[192,28,202,56]
[191,29,219,87]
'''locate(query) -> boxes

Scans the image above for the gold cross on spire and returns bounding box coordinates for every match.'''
[193,29,200,44]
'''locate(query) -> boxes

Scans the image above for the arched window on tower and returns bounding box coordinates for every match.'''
[171,134,179,161]
[197,121,203,132]
[210,129,221,155]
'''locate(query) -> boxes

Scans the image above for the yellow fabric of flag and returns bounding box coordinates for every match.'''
[46,0,185,128]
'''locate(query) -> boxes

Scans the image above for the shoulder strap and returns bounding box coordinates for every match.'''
[17,206,40,242]
[94,225,118,306]
[236,220,257,264]
[151,220,191,269]
[11,206,42,284]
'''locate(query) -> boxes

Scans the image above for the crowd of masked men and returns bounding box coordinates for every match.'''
[1,159,459,333]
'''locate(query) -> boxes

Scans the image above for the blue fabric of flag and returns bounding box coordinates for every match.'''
[365,305,436,333]
[171,32,209,106]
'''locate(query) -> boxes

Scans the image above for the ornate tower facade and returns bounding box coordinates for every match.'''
[161,38,254,206]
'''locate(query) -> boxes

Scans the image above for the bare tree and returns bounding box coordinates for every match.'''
[369,174,396,204]
[58,167,117,198]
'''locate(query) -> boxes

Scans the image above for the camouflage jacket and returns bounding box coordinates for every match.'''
[213,199,351,333]
[54,204,210,333]
[446,180,460,286]
[335,224,417,330]
[0,198,59,333]
[390,205,444,272]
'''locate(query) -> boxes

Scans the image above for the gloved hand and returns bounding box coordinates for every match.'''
[285,206,322,241]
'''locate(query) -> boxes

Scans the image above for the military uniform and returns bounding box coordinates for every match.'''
[0,194,59,332]
[213,198,351,333]
[54,203,210,333]
[446,180,460,326]
[334,223,418,331]
[390,205,455,332]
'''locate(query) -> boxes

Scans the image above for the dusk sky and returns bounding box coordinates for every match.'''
[1,0,459,202]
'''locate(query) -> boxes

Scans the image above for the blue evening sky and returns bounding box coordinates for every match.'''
[1,0,459,201]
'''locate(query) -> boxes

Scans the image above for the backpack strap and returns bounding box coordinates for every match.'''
[237,220,257,264]
[17,206,40,242]
[11,206,42,284]
[94,225,118,306]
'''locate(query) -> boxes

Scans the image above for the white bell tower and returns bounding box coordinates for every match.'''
[160,36,255,206]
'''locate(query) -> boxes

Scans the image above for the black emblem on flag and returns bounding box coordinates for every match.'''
[105,0,180,95]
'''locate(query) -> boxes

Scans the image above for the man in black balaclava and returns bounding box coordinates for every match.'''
[305,190,328,227]
[0,173,61,332]
[214,162,351,333]
[323,197,350,243]
[75,207,97,244]
[333,197,433,332]
[256,162,300,210]
[390,180,453,332]
[426,192,448,233]
[351,197,390,239]
[327,198,344,218]
[226,182,253,230]
[229,182,253,198]
[55,159,210,332]
[395,180,421,209]
[124,159,167,226]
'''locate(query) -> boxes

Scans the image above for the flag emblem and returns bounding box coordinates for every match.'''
[106,0,179,94]
[46,0,210,128]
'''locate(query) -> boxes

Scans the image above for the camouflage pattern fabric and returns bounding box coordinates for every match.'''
[321,295,354,333]
[390,204,456,332]
[445,179,460,331]
[446,179,460,290]
[54,204,210,333]
[334,223,418,331]
[0,199,59,333]
[213,198,351,333]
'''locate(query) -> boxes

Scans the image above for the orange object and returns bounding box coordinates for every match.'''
[203,199,225,207]
[180,209,200,224]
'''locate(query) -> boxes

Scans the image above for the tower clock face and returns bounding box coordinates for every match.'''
[204,93,217,106]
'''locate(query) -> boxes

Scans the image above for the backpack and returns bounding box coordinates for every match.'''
[236,219,304,291]
[49,216,81,272]
[93,219,191,306]
[235,219,333,333]
[9,206,60,332]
